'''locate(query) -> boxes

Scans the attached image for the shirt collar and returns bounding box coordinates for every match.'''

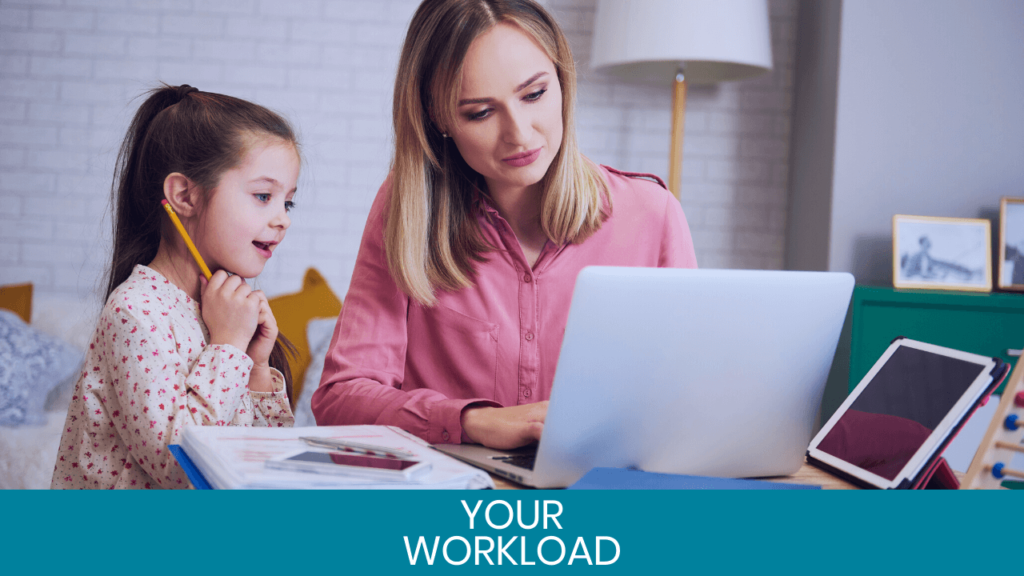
[131,264,198,309]
[472,187,501,218]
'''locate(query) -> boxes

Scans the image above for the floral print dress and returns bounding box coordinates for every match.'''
[51,265,293,489]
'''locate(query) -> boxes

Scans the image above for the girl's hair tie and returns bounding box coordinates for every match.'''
[176,84,199,101]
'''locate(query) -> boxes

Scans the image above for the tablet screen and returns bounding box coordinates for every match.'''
[285,451,420,471]
[816,345,988,481]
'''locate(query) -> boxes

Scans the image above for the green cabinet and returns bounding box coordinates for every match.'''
[849,286,1024,394]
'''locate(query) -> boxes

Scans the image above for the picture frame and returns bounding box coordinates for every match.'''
[892,214,991,292]
[999,197,1024,291]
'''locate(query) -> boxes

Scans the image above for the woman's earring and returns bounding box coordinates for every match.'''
[442,133,449,138]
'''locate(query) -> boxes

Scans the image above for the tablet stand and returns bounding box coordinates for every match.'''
[962,357,1024,489]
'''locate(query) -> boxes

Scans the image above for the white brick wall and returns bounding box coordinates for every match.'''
[0,0,797,305]
[562,0,798,270]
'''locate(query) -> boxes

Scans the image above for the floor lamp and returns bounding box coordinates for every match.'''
[590,0,774,198]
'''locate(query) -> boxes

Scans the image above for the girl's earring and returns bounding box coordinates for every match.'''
[442,133,449,138]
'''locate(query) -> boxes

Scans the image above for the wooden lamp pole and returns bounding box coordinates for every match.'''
[590,2,773,200]
[667,70,687,199]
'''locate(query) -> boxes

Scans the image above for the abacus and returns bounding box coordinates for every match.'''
[962,358,1024,489]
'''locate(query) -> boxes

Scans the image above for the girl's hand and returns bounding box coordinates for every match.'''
[199,271,260,353]
[460,401,547,449]
[245,291,278,367]
[245,292,279,393]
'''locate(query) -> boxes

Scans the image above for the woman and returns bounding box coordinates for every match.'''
[312,0,697,449]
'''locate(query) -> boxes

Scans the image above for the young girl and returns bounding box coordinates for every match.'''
[52,85,298,489]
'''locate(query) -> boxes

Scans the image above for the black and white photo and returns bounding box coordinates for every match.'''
[999,197,1024,290]
[893,215,992,292]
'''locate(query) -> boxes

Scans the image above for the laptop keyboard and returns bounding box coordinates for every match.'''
[492,453,536,471]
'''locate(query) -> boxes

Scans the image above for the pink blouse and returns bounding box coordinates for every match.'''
[312,166,697,444]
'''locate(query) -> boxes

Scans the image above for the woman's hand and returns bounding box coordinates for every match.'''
[200,271,260,352]
[461,401,548,450]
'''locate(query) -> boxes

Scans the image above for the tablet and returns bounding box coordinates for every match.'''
[265,449,432,482]
[807,337,1004,489]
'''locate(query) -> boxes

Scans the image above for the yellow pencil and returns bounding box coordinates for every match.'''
[161,199,212,280]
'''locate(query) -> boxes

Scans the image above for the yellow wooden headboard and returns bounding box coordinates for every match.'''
[0,283,33,324]
[267,268,342,402]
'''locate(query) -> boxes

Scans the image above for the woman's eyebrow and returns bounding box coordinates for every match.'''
[457,71,549,106]
[515,71,547,92]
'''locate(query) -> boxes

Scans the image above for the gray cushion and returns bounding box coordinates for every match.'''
[0,309,83,427]
[292,318,338,427]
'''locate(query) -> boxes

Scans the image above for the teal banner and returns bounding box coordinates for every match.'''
[3,490,1019,574]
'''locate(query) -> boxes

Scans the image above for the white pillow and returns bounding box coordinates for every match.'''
[292,318,339,427]
[31,295,99,412]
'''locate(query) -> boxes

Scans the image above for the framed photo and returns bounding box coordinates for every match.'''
[999,197,1024,291]
[892,215,991,292]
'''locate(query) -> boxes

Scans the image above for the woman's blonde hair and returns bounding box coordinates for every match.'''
[388,0,609,305]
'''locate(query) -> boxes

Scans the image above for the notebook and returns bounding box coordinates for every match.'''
[173,425,493,489]
[435,267,855,488]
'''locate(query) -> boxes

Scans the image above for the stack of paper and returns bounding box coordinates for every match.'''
[178,425,494,490]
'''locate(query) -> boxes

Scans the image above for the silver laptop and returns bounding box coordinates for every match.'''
[435,267,854,488]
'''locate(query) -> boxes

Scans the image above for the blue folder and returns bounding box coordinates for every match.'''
[168,445,212,490]
[567,467,821,490]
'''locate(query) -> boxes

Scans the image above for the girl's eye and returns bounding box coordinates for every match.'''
[254,193,271,203]
[525,88,547,102]
[467,108,492,121]
[285,201,296,212]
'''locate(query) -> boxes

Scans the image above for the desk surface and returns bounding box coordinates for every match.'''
[490,461,973,490]
[490,461,861,490]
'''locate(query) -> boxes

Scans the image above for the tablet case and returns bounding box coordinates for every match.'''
[907,359,1010,489]
[807,343,1009,490]
[913,456,959,490]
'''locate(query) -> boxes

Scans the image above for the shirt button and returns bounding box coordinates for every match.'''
[523,389,532,398]
[525,332,534,341]
[441,430,450,442]
[523,274,532,283]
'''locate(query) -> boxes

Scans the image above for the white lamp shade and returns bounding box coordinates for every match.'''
[590,0,773,85]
